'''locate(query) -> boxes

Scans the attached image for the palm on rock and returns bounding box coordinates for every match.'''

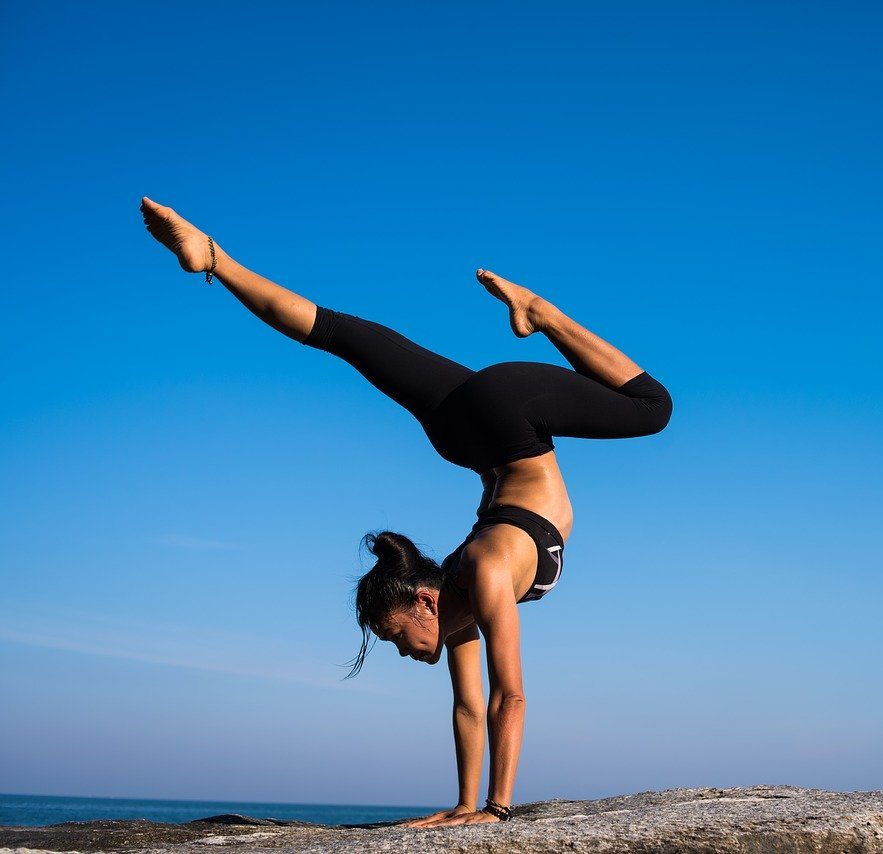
[402,804,474,827]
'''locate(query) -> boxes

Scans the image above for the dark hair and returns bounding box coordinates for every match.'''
[346,531,445,678]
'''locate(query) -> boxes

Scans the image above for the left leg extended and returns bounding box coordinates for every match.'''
[141,197,318,341]
[141,198,473,420]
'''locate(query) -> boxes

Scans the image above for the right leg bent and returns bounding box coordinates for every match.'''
[475,268,672,435]
[476,268,645,389]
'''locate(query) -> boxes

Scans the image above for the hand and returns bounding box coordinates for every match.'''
[405,807,500,828]
[402,804,481,828]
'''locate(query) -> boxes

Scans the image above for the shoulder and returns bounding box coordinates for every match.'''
[460,525,524,622]
[460,524,536,595]
[457,527,534,620]
[461,523,534,566]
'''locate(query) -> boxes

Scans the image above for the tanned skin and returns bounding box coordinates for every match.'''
[141,197,646,827]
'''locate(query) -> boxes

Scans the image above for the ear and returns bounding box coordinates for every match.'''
[415,587,439,616]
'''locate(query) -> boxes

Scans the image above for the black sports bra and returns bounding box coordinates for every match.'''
[440,504,565,603]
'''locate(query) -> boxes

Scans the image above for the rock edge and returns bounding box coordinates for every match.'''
[1,784,882,853]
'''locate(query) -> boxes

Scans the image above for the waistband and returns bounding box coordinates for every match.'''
[474,504,564,548]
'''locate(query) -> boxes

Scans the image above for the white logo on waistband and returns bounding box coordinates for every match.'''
[533,545,562,591]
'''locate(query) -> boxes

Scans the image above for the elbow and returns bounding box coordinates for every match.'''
[488,692,526,725]
[454,701,486,722]
[491,690,526,709]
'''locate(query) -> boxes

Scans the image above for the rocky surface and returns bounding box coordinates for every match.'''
[1,785,882,853]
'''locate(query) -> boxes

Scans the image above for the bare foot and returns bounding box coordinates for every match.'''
[140,197,214,273]
[475,269,550,337]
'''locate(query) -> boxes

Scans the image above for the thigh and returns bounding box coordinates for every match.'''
[412,361,672,472]
[463,362,671,443]
[303,307,474,419]
[521,363,673,440]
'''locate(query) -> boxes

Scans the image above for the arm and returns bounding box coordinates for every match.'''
[447,624,485,810]
[409,532,533,829]
[468,550,526,808]
[404,624,485,827]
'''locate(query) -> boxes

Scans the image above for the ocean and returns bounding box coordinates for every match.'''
[0,793,440,828]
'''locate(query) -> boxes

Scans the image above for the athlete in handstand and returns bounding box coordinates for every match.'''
[141,197,673,827]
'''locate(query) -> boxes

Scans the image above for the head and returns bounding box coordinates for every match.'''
[347,531,447,677]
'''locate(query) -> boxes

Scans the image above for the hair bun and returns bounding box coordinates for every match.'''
[368,531,417,563]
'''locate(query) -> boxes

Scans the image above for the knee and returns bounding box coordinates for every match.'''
[651,389,673,433]
[623,372,673,435]
[646,388,673,434]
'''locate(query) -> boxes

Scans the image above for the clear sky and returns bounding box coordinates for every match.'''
[1,1,881,808]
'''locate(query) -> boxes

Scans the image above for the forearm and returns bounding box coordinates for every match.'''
[212,246,317,342]
[486,692,525,806]
[453,704,486,809]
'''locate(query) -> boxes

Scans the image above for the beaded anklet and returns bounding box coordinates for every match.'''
[205,236,217,284]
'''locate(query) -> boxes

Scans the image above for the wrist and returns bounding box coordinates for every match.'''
[482,798,513,822]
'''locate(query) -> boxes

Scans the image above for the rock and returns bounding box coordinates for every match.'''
[1,784,881,852]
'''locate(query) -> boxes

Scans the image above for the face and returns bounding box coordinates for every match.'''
[377,589,443,665]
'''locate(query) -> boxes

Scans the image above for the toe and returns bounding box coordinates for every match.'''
[141,197,171,218]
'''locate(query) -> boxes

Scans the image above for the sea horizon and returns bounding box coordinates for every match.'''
[0,792,441,828]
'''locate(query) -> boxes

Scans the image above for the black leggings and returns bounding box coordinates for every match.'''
[303,307,672,474]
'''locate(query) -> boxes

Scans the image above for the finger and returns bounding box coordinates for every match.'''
[407,812,448,826]
[411,812,448,827]
[435,816,467,827]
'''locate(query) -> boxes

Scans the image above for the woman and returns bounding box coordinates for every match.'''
[140,196,673,827]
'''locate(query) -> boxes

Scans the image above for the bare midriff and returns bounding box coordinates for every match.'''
[488,451,574,541]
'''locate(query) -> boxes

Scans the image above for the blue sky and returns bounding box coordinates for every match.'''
[1,1,881,807]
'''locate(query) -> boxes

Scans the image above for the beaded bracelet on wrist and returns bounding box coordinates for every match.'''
[482,799,513,821]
